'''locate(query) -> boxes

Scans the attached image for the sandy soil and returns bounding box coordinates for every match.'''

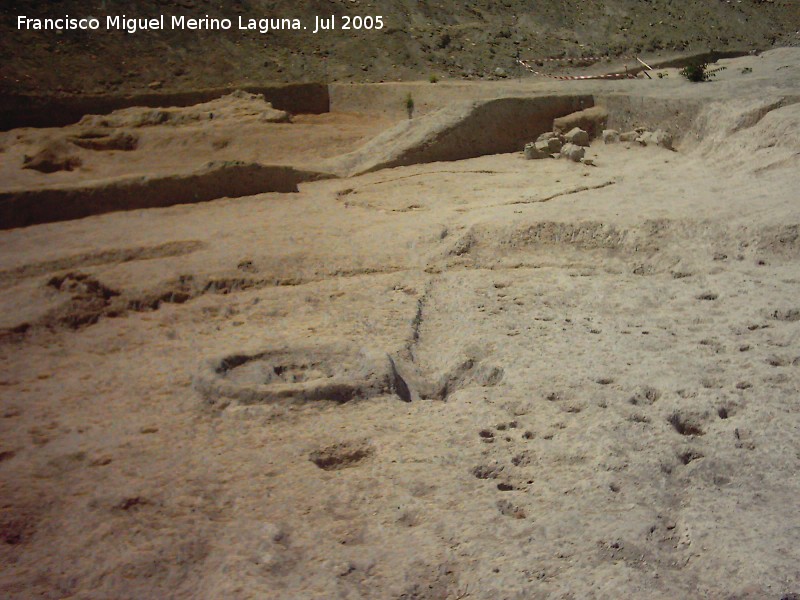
[1,51,799,599]
[0,93,395,191]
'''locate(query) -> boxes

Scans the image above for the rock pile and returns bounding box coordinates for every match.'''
[564,127,590,146]
[524,123,675,164]
[560,143,585,162]
[553,106,608,138]
[523,127,590,163]
[604,128,674,150]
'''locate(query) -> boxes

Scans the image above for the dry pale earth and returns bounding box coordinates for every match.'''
[0,50,799,599]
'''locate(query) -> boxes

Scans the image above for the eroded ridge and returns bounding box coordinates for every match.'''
[0,163,331,229]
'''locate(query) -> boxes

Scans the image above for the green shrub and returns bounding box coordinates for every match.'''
[429,74,439,84]
[680,61,725,82]
[405,93,414,118]
[680,61,710,82]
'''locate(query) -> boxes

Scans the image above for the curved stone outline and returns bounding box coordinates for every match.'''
[194,345,393,406]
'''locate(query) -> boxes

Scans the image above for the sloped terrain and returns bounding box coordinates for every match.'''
[1,0,798,99]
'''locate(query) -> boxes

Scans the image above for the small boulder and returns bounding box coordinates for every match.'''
[560,143,585,162]
[524,142,549,160]
[536,131,556,142]
[553,105,608,138]
[564,127,590,147]
[636,129,674,150]
[535,137,562,154]
[534,140,551,154]
[602,129,620,144]
[545,137,563,153]
[619,130,640,142]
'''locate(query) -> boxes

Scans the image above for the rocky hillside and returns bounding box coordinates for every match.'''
[1,0,798,95]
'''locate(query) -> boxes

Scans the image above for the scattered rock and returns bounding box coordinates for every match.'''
[533,139,555,155]
[560,143,585,162]
[553,105,608,137]
[564,127,590,146]
[546,137,563,153]
[602,129,620,143]
[524,142,549,160]
[619,130,641,142]
[636,129,674,150]
[533,132,563,153]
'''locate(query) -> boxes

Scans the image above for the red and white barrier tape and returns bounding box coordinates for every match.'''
[516,59,639,80]
[526,54,638,64]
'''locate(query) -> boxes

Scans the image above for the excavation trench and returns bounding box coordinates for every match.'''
[0,163,332,230]
[1,93,607,228]
[5,77,791,229]
[0,83,330,131]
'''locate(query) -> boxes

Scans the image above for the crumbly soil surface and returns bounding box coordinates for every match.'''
[0,92,393,191]
[1,50,799,599]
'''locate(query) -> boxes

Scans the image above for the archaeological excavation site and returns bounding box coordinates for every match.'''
[1,1,799,598]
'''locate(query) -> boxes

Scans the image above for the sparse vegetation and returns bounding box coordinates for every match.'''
[405,92,415,119]
[429,74,439,83]
[4,0,798,96]
[680,61,712,82]
[741,66,753,74]
[680,61,725,82]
